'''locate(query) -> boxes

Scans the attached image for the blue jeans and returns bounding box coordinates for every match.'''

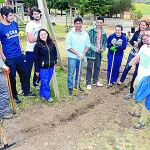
[86,52,102,85]
[120,53,139,93]
[0,74,10,117]
[67,58,84,90]
[39,67,54,100]
[107,53,123,84]
[5,55,30,98]
[26,51,39,88]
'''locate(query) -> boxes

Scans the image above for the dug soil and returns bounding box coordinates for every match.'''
[2,64,150,150]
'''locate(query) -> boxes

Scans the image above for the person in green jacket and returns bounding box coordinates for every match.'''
[86,16,107,89]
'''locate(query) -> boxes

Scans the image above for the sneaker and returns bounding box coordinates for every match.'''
[18,89,23,95]
[74,86,84,92]
[133,123,144,129]
[124,93,133,100]
[117,81,122,86]
[107,83,113,87]
[14,96,22,104]
[87,85,92,90]
[128,112,141,117]
[34,86,40,91]
[92,81,103,87]
[24,92,36,97]
[68,89,73,96]
[2,112,13,119]
[47,98,53,102]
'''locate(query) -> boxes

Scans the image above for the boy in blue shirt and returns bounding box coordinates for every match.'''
[0,6,35,103]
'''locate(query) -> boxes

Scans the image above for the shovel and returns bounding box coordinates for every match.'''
[0,119,16,149]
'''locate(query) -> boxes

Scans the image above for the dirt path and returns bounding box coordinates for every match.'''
[2,69,150,150]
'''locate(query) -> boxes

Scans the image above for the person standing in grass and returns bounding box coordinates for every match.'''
[86,16,107,90]
[0,6,35,104]
[25,6,42,90]
[124,33,148,100]
[107,25,127,86]
[34,29,57,102]
[65,17,90,96]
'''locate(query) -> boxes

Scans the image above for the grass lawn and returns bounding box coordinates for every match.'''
[134,3,150,15]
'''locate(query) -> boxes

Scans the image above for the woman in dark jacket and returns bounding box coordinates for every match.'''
[34,29,57,102]
[117,20,149,99]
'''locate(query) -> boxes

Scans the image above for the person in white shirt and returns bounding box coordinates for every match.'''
[25,6,42,90]
[129,29,150,129]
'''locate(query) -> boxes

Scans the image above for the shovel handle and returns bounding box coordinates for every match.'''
[7,74,16,114]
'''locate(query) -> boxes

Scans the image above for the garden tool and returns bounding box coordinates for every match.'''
[0,119,16,150]
[77,59,82,89]
[108,51,116,87]
[6,74,16,114]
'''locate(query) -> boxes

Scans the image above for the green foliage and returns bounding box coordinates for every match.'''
[134,10,143,19]
[27,0,38,7]
[109,0,134,17]
[0,0,4,4]
[79,0,112,16]
[134,3,150,15]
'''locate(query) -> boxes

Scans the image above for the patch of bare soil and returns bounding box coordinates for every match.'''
[1,65,150,150]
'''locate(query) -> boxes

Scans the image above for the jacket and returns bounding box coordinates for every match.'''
[86,26,107,59]
[130,30,142,56]
[107,33,127,56]
[65,27,90,59]
[34,42,57,73]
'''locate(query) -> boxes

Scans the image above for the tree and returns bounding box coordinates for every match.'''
[79,0,112,18]
[109,0,134,18]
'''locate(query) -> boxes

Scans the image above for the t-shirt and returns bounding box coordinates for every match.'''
[0,21,23,58]
[137,44,150,81]
[97,29,101,50]
[26,21,42,52]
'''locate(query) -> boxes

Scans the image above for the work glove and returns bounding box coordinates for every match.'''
[110,46,118,52]
[78,54,85,60]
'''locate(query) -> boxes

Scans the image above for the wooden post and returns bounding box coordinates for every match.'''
[38,0,64,69]
[37,0,60,99]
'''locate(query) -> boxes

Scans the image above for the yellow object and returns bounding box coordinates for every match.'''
[18,31,25,37]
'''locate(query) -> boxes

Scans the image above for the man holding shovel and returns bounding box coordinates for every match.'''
[65,17,90,96]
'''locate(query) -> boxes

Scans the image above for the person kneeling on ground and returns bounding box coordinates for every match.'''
[34,29,57,102]
[0,55,13,119]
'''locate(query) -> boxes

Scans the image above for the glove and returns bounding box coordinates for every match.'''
[78,54,85,60]
[110,46,118,52]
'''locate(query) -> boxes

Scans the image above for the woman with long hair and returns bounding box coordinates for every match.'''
[117,20,149,99]
[34,29,57,102]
